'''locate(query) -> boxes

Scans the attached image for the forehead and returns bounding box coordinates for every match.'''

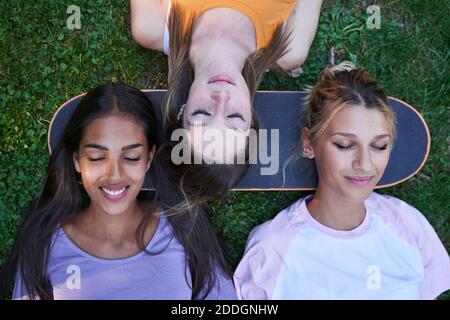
[327,105,390,137]
[81,115,147,145]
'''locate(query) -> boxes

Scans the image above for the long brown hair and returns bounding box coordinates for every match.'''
[160,3,291,202]
[162,3,291,130]
[154,3,292,298]
[0,83,239,300]
[0,84,160,299]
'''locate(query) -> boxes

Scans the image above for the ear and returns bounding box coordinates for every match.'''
[73,152,81,173]
[146,144,156,171]
[301,127,315,159]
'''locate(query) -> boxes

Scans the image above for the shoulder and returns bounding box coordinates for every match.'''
[367,194,450,300]
[367,192,425,224]
[366,192,435,246]
[234,197,309,299]
[130,0,170,51]
[245,197,308,252]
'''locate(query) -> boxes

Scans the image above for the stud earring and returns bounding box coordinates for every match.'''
[177,104,186,121]
[301,147,313,159]
[288,66,303,78]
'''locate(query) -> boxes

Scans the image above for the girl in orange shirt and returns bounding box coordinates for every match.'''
[130,0,322,232]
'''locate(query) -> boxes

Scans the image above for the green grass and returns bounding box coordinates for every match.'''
[0,0,448,299]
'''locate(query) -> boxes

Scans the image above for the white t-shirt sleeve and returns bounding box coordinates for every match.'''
[412,210,450,299]
[234,219,294,300]
[384,195,450,299]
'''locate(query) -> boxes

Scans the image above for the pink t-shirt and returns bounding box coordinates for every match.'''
[234,192,450,300]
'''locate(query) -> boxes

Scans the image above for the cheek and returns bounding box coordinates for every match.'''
[78,162,103,186]
[325,159,346,180]
[373,152,391,172]
[243,103,252,123]
[187,81,205,105]
[126,163,149,182]
[316,147,350,175]
[236,90,251,109]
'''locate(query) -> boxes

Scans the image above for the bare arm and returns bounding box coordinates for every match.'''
[277,0,323,73]
[130,0,169,51]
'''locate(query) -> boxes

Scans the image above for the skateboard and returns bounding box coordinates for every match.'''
[48,90,430,190]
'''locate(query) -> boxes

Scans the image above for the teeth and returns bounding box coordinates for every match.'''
[101,187,126,196]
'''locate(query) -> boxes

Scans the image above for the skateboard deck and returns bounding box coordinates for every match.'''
[49,90,430,190]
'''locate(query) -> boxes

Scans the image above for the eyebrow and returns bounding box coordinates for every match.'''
[187,118,213,127]
[84,143,144,151]
[331,133,391,139]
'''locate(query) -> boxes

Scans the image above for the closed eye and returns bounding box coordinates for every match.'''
[88,157,105,161]
[191,109,211,116]
[227,112,245,122]
[333,143,354,150]
[124,157,141,161]
[373,144,388,151]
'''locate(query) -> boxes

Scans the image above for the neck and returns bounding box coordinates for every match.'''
[190,37,249,77]
[307,187,366,231]
[83,201,144,243]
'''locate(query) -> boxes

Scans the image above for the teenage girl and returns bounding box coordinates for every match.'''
[130,0,323,212]
[234,62,450,299]
[0,83,236,299]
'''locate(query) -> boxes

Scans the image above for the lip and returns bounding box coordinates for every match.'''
[345,176,374,187]
[208,75,235,85]
[99,185,130,201]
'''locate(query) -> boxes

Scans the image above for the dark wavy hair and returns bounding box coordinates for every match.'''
[0,83,231,299]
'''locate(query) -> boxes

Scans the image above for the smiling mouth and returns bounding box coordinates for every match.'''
[208,75,236,85]
[99,185,130,199]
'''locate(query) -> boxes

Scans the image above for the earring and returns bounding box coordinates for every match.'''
[288,66,303,78]
[301,147,312,159]
[177,104,186,121]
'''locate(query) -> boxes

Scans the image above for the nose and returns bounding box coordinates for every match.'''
[104,157,123,182]
[211,90,230,105]
[352,147,373,172]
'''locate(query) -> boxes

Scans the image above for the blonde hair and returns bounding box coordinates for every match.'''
[304,61,397,143]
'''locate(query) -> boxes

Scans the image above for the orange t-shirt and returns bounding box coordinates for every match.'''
[172,0,297,49]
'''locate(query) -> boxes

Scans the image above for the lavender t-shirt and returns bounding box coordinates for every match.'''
[13,215,237,300]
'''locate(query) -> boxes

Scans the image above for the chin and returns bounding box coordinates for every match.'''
[342,188,374,204]
[100,198,137,216]
[100,205,130,216]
